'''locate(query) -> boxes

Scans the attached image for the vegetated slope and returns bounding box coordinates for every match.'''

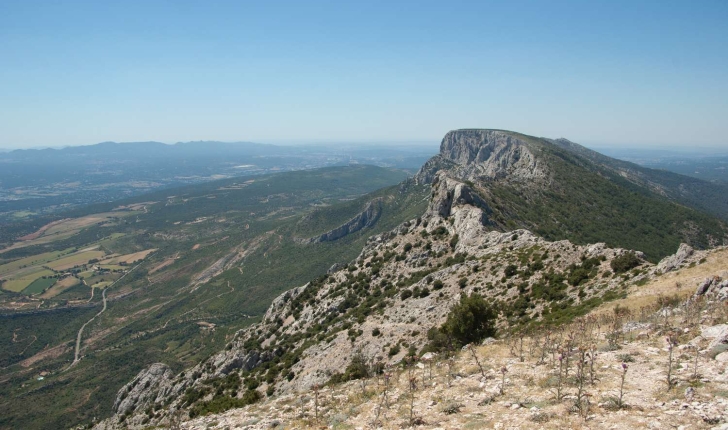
[0,166,428,430]
[418,129,727,261]
[548,137,728,221]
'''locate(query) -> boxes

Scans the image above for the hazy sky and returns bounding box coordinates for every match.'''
[1,1,727,149]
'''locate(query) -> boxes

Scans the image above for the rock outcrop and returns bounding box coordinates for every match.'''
[110,363,175,427]
[427,173,491,220]
[437,129,548,183]
[301,199,383,244]
[656,243,694,273]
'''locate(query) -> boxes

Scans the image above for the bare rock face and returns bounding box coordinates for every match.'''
[427,173,492,221]
[112,363,174,424]
[413,129,549,186]
[301,199,383,244]
[703,324,728,358]
[657,243,695,273]
[697,276,728,301]
[437,129,548,183]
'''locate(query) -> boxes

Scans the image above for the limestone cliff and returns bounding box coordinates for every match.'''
[301,199,383,244]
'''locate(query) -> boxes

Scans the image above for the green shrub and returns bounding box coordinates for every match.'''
[441,293,496,347]
[610,252,640,273]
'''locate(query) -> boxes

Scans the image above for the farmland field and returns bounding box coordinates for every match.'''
[98,264,126,271]
[1,268,55,292]
[40,276,80,298]
[52,283,91,300]
[77,271,94,279]
[85,273,121,286]
[0,212,139,253]
[98,249,156,265]
[22,277,56,295]
[0,248,74,277]
[46,250,106,271]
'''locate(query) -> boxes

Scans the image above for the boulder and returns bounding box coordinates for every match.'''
[656,243,694,273]
[696,278,713,296]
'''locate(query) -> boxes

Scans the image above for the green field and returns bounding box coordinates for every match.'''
[22,277,57,295]
[52,282,91,301]
[77,270,94,279]
[11,211,36,219]
[1,268,56,292]
[98,264,126,271]
[86,273,121,286]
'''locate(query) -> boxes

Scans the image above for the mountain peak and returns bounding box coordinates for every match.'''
[418,129,548,184]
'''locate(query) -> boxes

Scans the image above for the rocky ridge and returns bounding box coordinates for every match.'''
[93,129,728,429]
[298,199,384,244]
[94,182,709,429]
[96,242,728,430]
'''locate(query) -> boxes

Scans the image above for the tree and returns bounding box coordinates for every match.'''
[442,293,496,347]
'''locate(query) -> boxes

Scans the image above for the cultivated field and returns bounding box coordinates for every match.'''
[22,277,56,295]
[98,249,156,265]
[0,248,75,277]
[46,250,106,271]
[1,268,55,292]
[40,276,80,298]
[0,212,138,253]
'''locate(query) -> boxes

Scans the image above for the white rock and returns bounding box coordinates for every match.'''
[715,352,728,362]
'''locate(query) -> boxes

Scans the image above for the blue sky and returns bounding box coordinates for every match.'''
[1,0,727,148]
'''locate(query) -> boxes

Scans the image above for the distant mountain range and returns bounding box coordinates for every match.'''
[0,141,436,220]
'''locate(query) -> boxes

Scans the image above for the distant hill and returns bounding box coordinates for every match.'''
[0,140,282,162]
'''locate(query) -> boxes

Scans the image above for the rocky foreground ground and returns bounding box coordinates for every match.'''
[177,249,728,430]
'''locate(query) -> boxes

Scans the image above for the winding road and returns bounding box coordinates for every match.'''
[66,263,141,370]
[71,288,106,365]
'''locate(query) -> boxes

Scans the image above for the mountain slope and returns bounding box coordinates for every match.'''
[86,129,728,429]
[94,178,712,429]
[548,137,728,221]
[418,129,727,261]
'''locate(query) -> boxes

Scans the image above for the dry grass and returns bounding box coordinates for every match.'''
[98,249,156,265]
[593,247,728,316]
